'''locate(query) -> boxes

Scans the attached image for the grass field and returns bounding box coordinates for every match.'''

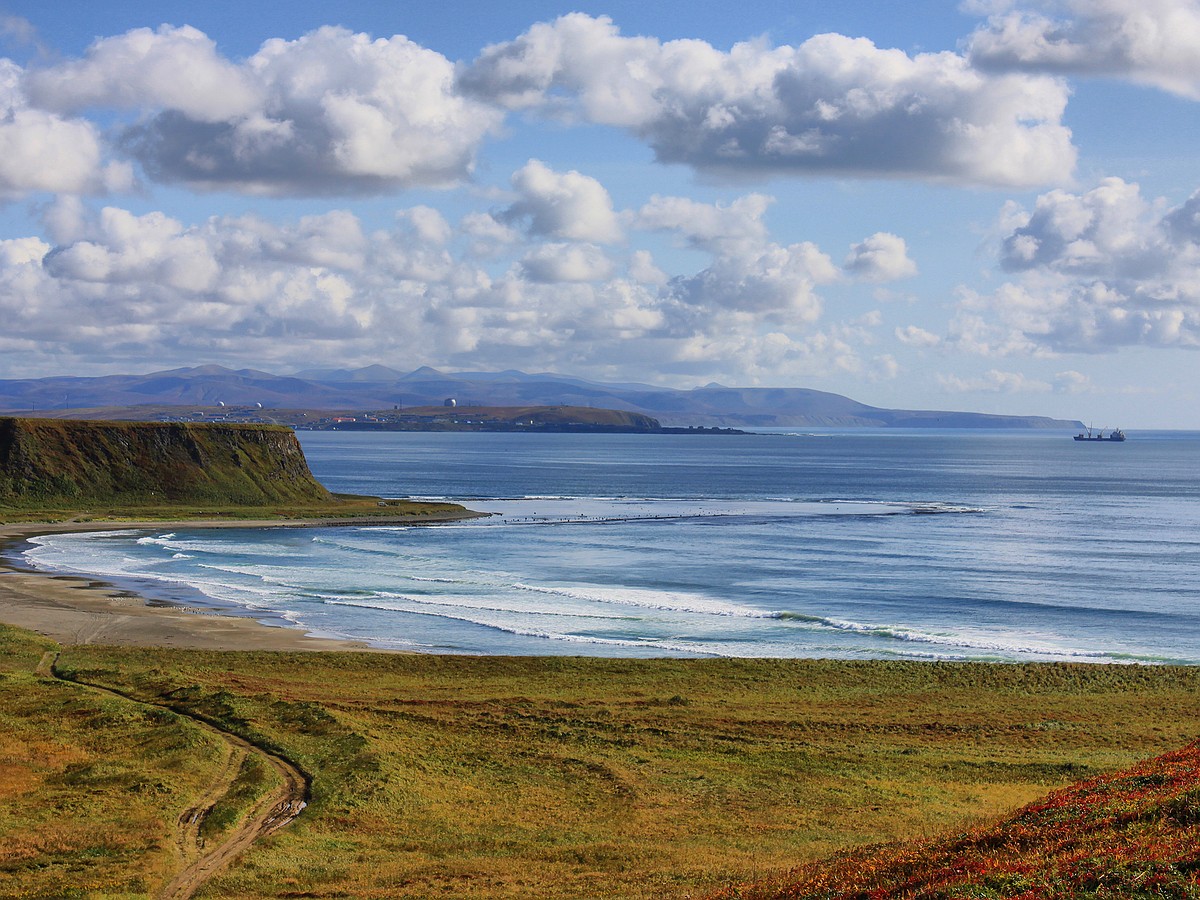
[715,740,1200,899]
[3,623,1198,899]
[0,495,470,525]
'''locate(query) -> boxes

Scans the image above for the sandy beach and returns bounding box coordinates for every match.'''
[0,513,479,652]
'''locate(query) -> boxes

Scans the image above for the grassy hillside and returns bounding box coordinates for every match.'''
[714,740,1200,899]
[0,626,236,897]
[0,417,332,509]
[6,639,1198,899]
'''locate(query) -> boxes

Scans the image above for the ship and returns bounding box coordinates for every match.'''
[1073,426,1126,442]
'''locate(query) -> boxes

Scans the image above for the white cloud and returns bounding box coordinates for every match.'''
[43,207,219,293]
[25,25,262,121]
[938,368,1051,392]
[505,159,622,243]
[1054,369,1093,392]
[461,13,1075,187]
[628,250,667,286]
[0,186,880,382]
[461,212,520,257]
[0,236,49,267]
[26,25,504,195]
[520,242,615,282]
[895,324,942,347]
[968,0,1200,99]
[401,207,452,247]
[0,59,112,199]
[637,194,837,319]
[960,178,1200,353]
[637,194,772,253]
[844,232,918,282]
[870,354,901,380]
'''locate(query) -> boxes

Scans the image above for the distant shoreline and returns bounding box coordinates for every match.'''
[0,510,482,652]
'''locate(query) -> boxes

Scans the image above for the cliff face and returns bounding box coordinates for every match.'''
[0,418,332,507]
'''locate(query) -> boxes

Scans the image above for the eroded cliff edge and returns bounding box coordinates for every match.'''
[0,418,332,507]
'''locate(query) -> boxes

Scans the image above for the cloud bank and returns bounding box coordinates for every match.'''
[0,14,1082,199]
[461,13,1075,187]
[968,0,1200,99]
[0,162,915,380]
[25,25,503,195]
[955,177,1200,353]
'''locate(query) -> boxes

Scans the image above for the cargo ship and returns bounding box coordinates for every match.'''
[1074,426,1126,442]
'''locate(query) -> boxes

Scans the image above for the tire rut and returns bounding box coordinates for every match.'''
[38,651,309,900]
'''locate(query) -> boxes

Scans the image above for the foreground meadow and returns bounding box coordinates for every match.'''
[2,623,1198,899]
[716,739,1200,899]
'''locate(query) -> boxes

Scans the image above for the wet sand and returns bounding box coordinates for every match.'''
[0,513,479,652]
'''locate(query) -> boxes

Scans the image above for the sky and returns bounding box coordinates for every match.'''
[0,1,1198,427]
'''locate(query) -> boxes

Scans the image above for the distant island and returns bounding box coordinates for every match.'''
[0,365,1083,430]
[10,404,745,435]
[292,406,745,434]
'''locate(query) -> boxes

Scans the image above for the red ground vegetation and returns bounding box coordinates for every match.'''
[714,740,1200,899]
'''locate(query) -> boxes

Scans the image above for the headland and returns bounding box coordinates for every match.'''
[0,416,482,650]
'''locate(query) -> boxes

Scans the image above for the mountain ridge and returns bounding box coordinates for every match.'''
[0,365,1083,429]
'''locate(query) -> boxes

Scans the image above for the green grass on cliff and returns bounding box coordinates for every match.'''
[0,417,471,523]
[0,418,331,508]
[7,632,1198,899]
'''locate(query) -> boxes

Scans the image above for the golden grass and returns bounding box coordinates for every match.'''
[26,644,1200,899]
[0,628,232,898]
[713,740,1200,899]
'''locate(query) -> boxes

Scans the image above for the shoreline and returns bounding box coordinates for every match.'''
[0,510,483,653]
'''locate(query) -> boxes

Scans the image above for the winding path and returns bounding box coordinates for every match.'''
[36,651,309,900]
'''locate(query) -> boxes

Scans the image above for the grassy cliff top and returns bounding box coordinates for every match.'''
[0,417,331,511]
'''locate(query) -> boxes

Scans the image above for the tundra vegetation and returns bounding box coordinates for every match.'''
[2,622,1198,898]
[2,417,1196,897]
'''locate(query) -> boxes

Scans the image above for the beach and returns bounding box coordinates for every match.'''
[0,514,478,652]
[14,428,1200,661]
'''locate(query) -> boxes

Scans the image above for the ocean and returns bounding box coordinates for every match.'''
[19,429,1200,662]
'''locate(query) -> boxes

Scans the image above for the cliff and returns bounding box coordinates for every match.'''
[0,418,332,507]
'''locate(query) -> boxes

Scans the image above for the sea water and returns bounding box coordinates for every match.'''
[19,429,1200,662]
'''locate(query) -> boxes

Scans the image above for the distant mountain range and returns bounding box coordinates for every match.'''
[0,365,1082,429]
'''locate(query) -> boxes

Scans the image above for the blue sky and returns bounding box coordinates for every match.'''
[0,1,1198,426]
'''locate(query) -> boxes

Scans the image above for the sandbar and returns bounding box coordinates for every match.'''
[0,512,479,652]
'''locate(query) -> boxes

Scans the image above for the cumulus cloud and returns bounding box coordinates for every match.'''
[954,177,1200,353]
[0,235,49,267]
[6,15,1085,196]
[504,159,622,243]
[628,249,668,286]
[844,232,918,282]
[43,207,220,293]
[24,25,504,195]
[461,13,1075,186]
[0,59,117,199]
[0,183,881,381]
[25,25,261,121]
[638,193,837,319]
[967,0,1200,99]
[520,242,615,282]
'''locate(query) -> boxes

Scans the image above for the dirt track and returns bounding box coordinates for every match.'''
[37,650,309,900]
